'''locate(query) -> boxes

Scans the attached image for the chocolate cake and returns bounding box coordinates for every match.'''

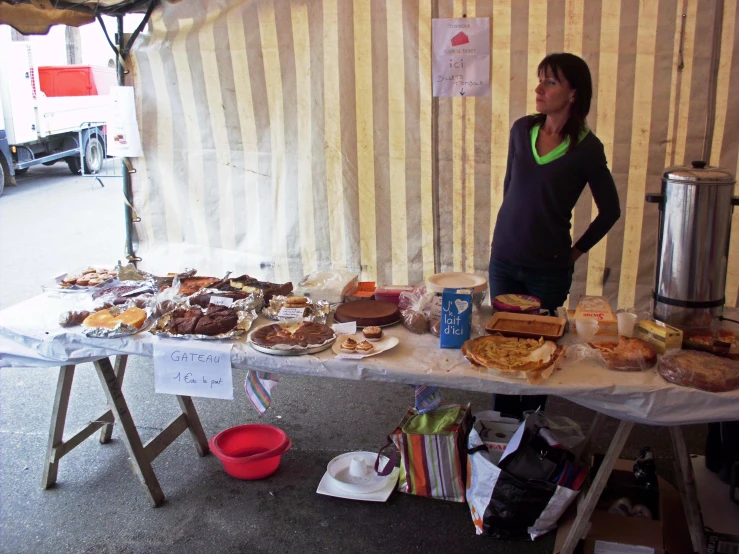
[166,304,238,336]
[333,300,400,327]
[251,321,335,349]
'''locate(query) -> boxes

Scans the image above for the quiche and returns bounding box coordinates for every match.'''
[461,335,565,384]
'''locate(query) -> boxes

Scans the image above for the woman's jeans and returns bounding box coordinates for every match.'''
[488,256,573,419]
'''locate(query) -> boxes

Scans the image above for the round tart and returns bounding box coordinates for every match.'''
[251,321,335,349]
[362,326,383,341]
[334,300,400,327]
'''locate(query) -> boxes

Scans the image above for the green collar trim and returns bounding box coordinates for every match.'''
[530,123,590,165]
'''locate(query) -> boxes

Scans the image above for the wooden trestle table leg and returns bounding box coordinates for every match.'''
[559,418,635,554]
[99,355,128,444]
[94,357,165,507]
[670,426,706,554]
[176,395,209,456]
[42,365,75,489]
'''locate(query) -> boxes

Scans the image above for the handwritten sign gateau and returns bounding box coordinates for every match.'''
[153,338,234,399]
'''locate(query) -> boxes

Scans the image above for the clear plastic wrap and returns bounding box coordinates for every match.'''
[566,337,657,371]
[293,270,358,304]
[401,309,429,334]
[658,350,739,392]
[522,411,585,451]
[398,285,439,335]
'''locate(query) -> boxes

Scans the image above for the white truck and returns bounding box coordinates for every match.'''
[0,30,111,196]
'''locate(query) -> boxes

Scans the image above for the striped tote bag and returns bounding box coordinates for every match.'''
[377,403,472,503]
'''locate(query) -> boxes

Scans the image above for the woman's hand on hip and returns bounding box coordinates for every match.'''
[571,247,584,263]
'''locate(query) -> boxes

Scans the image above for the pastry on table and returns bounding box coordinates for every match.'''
[658,350,739,392]
[589,337,657,371]
[333,300,400,327]
[251,321,336,350]
[355,340,374,353]
[340,337,358,352]
[362,326,383,341]
[164,304,238,336]
[461,334,565,385]
[59,267,117,289]
[82,307,147,330]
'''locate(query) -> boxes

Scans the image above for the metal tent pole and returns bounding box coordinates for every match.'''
[117,15,137,265]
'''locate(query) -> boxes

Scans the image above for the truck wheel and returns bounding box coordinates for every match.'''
[67,156,82,174]
[84,135,105,174]
[0,158,6,197]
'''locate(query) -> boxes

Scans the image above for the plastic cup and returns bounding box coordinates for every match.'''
[576,317,599,342]
[349,455,368,478]
[617,312,638,337]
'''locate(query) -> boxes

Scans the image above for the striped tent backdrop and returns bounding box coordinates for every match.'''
[129,0,738,309]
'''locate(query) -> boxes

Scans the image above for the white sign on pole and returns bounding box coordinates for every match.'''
[153,338,234,399]
[106,86,143,157]
[432,18,490,97]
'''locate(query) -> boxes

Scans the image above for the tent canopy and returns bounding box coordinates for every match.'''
[2,0,738,310]
[0,0,158,35]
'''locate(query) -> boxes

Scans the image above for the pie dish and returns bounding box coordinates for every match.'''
[461,335,566,384]
[249,321,336,354]
[588,337,657,371]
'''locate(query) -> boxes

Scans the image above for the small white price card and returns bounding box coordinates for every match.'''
[153,338,234,399]
[209,296,234,307]
[277,306,306,319]
[332,321,357,335]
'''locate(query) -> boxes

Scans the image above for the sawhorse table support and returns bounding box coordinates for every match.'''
[558,415,707,554]
[41,355,209,507]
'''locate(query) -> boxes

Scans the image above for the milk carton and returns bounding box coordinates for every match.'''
[440,288,472,348]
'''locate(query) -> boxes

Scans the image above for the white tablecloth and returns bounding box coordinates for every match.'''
[2,294,738,425]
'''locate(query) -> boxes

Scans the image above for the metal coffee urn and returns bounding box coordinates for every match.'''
[646,161,738,328]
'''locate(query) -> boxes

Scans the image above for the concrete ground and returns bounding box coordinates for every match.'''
[0,165,707,553]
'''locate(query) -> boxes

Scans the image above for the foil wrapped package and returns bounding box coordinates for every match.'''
[262,295,330,324]
[149,299,258,340]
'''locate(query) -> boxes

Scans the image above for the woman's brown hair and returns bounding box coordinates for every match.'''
[529,52,592,152]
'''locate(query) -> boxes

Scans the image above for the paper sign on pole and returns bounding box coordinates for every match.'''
[153,338,234,399]
[432,18,490,97]
[106,86,143,157]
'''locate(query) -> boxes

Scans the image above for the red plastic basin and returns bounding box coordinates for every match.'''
[209,424,292,480]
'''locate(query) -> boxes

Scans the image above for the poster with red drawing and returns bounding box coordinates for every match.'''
[432,18,490,97]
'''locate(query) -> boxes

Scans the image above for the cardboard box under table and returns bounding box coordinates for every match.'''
[554,459,692,554]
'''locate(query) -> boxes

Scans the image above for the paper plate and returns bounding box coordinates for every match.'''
[427,272,487,294]
[332,333,399,359]
[326,451,394,494]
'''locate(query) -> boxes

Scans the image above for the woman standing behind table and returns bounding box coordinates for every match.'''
[490,53,621,419]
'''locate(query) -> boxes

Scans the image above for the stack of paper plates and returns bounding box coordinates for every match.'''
[427,272,488,294]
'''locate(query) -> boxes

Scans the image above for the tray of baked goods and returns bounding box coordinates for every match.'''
[44,267,119,293]
[485,312,567,341]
